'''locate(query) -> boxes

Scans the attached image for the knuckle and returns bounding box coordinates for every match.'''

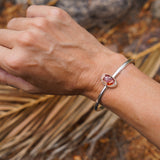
[7,18,17,28]
[33,18,48,29]
[49,8,67,19]
[5,55,24,70]
[26,5,36,17]
[17,31,34,46]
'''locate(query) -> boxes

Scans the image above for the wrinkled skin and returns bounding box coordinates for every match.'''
[0,5,122,96]
[1,5,160,149]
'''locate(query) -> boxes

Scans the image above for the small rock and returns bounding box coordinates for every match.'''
[151,0,160,19]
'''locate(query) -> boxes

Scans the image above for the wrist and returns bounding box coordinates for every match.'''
[82,51,128,102]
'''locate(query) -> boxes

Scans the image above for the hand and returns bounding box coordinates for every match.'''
[0,5,124,96]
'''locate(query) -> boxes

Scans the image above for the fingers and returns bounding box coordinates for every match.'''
[8,6,70,31]
[27,5,56,18]
[7,17,49,31]
[7,18,30,30]
[0,68,40,93]
[0,29,19,48]
[26,5,67,19]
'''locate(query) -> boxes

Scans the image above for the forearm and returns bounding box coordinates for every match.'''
[84,53,160,148]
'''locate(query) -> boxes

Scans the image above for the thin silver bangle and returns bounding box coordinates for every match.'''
[94,59,134,111]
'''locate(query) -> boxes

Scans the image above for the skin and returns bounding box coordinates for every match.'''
[0,5,160,148]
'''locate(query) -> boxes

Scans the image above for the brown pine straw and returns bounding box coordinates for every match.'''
[47,0,59,6]
[0,95,54,119]
[130,42,160,60]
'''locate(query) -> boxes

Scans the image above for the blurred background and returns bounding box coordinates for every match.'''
[0,0,160,160]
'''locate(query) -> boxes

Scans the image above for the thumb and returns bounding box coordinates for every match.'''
[0,68,40,93]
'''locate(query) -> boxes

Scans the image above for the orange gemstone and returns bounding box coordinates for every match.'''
[102,74,117,87]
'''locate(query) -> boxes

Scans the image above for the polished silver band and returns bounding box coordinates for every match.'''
[94,59,134,111]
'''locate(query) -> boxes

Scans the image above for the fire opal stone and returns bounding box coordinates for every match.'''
[102,74,117,87]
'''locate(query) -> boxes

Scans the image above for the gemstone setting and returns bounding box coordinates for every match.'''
[101,74,117,88]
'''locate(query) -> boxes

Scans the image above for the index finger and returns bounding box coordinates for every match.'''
[0,29,19,48]
[26,5,63,18]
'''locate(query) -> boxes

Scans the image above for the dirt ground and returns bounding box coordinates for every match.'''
[67,120,160,160]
